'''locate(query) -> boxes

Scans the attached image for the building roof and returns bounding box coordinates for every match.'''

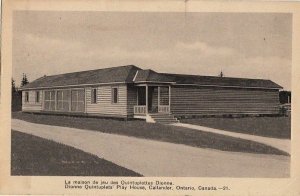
[21,65,282,90]
[162,73,282,89]
[133,69,282,89]
[22,65,141,89]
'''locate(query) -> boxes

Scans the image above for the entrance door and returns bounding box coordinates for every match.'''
[71,89,85,112]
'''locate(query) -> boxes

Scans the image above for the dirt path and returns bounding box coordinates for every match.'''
[12,119,290,177]
[173,123,291,154]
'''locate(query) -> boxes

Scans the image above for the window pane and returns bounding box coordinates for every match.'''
[77,102,84,112]
[113,88,118,103]
[57,91,63,101]
[45,91,50,100]
[78,90,84,101]
[71,102,77,111]
[50,101,55,111]
[24,92,29,102]
[63,101,69,111]
[71,90,77,102]
[57,101,63,110]
[44,101,50,110]
[36,91,40,102]
[50,91,55,100]
[63,90,70,101]
[91,89,97,103]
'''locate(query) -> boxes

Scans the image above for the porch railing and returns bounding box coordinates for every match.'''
[134,105,146,115]
[158,105,170,113]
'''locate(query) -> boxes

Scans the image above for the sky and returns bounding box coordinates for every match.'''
[13,11,292,90]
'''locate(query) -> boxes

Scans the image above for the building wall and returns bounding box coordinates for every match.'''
[170,85,280,117]
[22,84,130,118]
[159,86,169,105]
[85,84,128,118]
[22,90,43,111]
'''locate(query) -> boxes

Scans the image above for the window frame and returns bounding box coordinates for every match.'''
[44,90,56,111]
[56,90,70,111]
[71,89,85,112]
[112,87,119,104]
[25,92,29,103]
[91,88,97,104]
[35,91,40,103]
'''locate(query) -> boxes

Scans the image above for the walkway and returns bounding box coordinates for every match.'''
[12,119,290,177]
[172,123,291,154]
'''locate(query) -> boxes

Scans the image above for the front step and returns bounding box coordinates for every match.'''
[148,113,179,124]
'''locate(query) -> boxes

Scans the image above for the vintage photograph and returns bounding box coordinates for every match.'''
[11,11,291,178]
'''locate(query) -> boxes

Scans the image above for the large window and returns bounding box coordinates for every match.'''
[57,90,70,111]
[71,89,85,112]
[43,89,85,112]
[44,91,56,111]
[112,88,118,103]
[35,91,40,103]
[25,92,29,103]
[91,88,97,104]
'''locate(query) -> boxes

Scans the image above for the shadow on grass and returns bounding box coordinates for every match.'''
[11,130,142,176]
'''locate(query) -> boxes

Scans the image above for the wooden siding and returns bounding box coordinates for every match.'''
[159,86,169,105]
[170,86,280,116]
[22,90,43,111]
[86,84,128,117]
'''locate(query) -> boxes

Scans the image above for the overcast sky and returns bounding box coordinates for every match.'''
[13,11,292,90]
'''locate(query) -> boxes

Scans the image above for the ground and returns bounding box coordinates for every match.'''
[181,116,291,139]
[12,112,288,156]
[11,130,142,176]
[12,120,290,177]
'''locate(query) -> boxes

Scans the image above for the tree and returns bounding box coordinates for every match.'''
[12,78,16,93]
[21,73,29,87]
[219,71,224,77]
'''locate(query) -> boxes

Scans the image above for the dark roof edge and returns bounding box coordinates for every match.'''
[19,81,127,90]
[172,83,283,90]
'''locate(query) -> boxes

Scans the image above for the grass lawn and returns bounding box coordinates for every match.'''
[181,116,291,139]
[12,112,289,156]
[11,130,142,176]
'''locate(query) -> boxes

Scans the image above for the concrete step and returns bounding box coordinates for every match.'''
[155,120,179,123]
[148,113,179,124]
[150,114,172,116]
[150,116,176,119]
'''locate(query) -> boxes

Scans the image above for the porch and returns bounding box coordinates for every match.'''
[133,85,171,118]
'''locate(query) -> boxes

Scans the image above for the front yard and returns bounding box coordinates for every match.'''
[12,112,288,156]
[11,130,142,176]
[181,116,291,139]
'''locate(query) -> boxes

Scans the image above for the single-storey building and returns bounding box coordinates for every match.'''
[20,65,282,123]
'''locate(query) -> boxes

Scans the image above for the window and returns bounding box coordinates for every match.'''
[71,89,85,112]
[35,91,40,103]
[91,88,97,104]
[44,91,56,111]
[57,90,70,111]
[112,87,118,103]
[25,92,29,102]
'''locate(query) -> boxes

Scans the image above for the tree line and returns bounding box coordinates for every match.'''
[12,74,29,111]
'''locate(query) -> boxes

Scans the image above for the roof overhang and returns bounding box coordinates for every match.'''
[20,81,127,91]
[172,83,282,90]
